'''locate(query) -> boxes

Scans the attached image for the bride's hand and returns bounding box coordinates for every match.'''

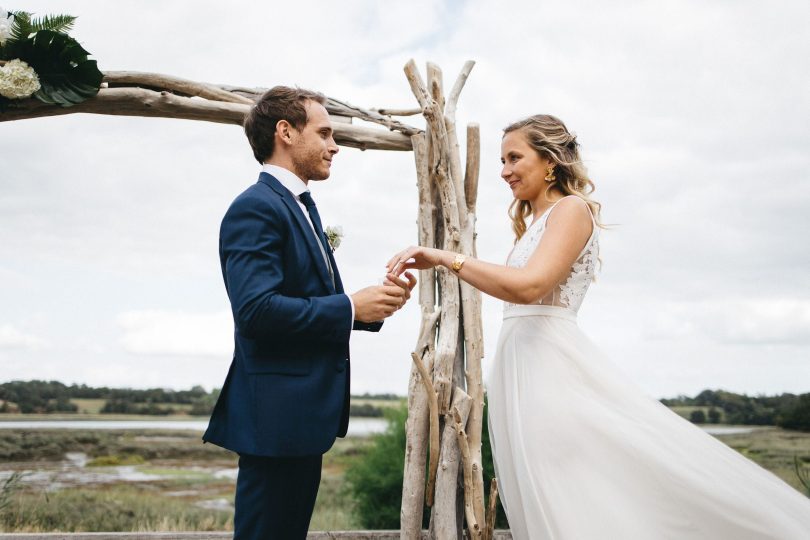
[387,246,445,275]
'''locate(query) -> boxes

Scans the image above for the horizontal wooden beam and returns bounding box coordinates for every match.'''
[0,88,413,151]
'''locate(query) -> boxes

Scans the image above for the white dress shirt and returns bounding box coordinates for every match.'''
[261,163,355,323]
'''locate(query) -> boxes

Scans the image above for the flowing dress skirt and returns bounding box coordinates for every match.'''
[486,305,810,539]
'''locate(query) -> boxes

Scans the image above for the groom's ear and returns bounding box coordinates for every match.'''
[275,119,296,146]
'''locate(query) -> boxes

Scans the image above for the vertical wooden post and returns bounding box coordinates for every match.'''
[402,59,488,540]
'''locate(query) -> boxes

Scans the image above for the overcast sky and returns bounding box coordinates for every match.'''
[1,0,809,398]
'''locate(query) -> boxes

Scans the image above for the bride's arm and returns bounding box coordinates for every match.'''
[387,196,594,304]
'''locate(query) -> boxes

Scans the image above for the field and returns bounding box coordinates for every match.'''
[0,425,807,532]
[0,429,373,532]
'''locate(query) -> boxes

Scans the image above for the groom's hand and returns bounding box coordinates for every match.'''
[384,272,417,306]
[352,284,407,322]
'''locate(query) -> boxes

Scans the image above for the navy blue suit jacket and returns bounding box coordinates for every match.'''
[203,172,381,457]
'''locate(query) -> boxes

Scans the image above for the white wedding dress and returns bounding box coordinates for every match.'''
[486,197,810,539]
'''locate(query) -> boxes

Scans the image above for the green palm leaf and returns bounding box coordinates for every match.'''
[10,30,103,107]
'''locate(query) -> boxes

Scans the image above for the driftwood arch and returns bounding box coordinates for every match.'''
[2,59,498,540]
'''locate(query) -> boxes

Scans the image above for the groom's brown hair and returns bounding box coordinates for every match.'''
[244,86,327,164]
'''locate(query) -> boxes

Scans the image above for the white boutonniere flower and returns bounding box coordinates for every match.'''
[325,225,343,252]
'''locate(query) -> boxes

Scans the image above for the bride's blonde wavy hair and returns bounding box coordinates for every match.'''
[504,114,604,242]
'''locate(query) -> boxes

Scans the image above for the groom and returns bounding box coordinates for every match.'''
[203,86,414,539]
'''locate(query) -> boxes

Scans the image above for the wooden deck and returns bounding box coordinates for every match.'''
[0,532,513,539]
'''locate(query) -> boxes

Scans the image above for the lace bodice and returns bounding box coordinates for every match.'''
[505,197,599,314]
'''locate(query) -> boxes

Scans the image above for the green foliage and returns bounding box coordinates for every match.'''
[0,380,78,413]
[779,394,810,432]
[5,30,102,106]
[0,380,218,415]
[345,404,417,529]
[6,11,77,43]
[662,389,810,431]
[689,410,706,424]
[100,399,176,416]
[346,399,509,530]
[481,398,509,529]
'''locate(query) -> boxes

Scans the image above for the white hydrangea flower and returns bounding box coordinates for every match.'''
[0,59,41,99]
[0,7,13,45]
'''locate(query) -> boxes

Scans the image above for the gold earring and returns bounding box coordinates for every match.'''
[545,166,556,182]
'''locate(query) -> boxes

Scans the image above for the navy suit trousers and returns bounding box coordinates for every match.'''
[234,453,322,539]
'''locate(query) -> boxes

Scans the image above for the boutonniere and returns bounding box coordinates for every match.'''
[324,225,344,252]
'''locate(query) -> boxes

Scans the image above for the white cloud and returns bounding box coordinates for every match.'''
[117,310,233,357]
[644,299,810,345]
[0,325,46,350]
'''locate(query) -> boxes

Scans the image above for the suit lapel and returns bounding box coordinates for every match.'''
[259,173,335,293]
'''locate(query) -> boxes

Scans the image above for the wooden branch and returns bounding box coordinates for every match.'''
[103,71,254,104]
[484,478,499,540]
[404,59,466,233]
[445,61,475,121]
[464,123,480,216]
[412,133,436,309]
[212,83,421,136]
[401,331,438,539]
[443,62,475,230]
[411,351,440,508]
[374,107,423,117]
[327,97,422,135]
[426,62,445,114]
[0,88,413,151]
[460,250,486,529]
[432,388,472,540]
[403,59,432,112]
[405,59,462,417]
[453,406,481,538]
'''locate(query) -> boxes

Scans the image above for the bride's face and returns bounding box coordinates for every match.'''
[500,130,553,202]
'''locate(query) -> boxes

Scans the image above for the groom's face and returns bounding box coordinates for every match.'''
[290,100,339,182]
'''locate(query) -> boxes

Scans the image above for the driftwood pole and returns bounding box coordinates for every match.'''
[401,59,492,540]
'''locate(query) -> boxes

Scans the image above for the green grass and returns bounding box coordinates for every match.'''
[0,429,232,462]
[714,427,810,493]
[0,485,232,532]
[69,399,106,414]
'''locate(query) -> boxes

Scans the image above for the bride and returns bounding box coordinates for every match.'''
[387,114,810,539]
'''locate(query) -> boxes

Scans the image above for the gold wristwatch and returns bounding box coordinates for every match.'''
[451,253,466,273]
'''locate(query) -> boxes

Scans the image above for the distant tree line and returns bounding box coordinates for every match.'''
[0,380,216,415]
[661,389,810,431]
[4,381,806,430]
[0,380,388,417]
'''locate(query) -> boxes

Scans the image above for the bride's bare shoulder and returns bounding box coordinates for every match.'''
[546,195,593,237]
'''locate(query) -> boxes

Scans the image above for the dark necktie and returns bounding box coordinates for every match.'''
[298,191,335,285]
